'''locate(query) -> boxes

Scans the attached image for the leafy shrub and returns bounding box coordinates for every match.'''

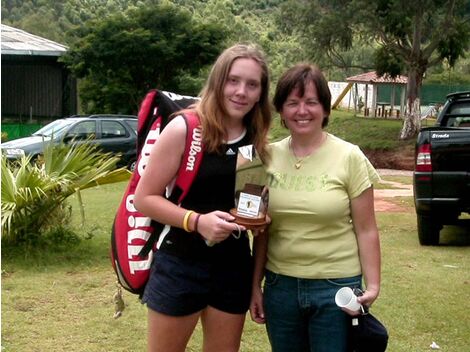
[1,140,130,245]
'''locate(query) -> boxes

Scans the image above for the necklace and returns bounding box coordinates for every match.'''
[294,159,304,169]
[289,134,326,169]
[293,155,308,169]
[289,138,311,169]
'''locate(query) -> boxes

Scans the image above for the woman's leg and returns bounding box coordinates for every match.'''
[147,308,200,352]
[307,299,349,352]
[263,271,309,352]
[307,276,362,352]
[200,306,246,352]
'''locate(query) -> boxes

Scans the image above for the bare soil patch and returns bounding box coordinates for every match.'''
[374,198,410,212]
[365,144,415,171]
[375,170,413,212]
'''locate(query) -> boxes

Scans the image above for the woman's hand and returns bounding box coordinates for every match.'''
[250,286,266,324]
[196,211,246,244]
[251,214,271,237]
[356,287,379,309]
[342,287,380,316]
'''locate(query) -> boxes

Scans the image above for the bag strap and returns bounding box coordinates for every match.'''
[138,112,203,258]
[173,112,204,204]
[136,90,158,152]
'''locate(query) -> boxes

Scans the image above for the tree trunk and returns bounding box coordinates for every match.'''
[400,97,421,139]
[400,66,424,140]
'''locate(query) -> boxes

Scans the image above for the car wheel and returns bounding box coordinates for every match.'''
[30,154,42,166]
[128,160,137,172]
[417,214,441,245]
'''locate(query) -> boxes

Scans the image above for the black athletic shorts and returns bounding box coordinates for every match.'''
[141,247,253,316]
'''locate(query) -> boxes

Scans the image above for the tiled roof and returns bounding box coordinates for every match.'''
[347,71,408,84]
[1,24,67,56]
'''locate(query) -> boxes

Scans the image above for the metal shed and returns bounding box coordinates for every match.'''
[1,24,77,122]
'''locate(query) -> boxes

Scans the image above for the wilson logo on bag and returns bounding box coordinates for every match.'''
[111,89,203,295]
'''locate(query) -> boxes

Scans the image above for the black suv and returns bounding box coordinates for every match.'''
[1,114,138,170]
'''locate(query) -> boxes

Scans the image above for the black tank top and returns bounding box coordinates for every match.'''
[158,130,253,262]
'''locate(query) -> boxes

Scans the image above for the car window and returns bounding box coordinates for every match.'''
[125,119,138,134]
[33,119,73,137]
[67,121,96,140]
[101,121,128,139]
[448,102,470,115]
[451,117,470,128]
[444,102,470,127]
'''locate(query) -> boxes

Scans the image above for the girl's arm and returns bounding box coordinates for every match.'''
[134,115,243,242]
[134,116,190,228]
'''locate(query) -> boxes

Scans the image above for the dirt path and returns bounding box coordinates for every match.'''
[375,169,413,212]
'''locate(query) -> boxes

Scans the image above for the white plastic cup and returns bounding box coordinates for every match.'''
[335,287,361,311]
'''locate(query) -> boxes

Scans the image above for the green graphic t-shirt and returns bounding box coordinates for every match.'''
[265,134,379,279]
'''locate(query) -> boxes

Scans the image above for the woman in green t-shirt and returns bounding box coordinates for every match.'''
[250,63,381,351]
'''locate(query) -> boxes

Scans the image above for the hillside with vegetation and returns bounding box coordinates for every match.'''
[2,0,469,139]
[3,0,469,83]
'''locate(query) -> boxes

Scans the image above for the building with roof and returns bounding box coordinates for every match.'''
[1,24,77,122]
[346,71,407,117]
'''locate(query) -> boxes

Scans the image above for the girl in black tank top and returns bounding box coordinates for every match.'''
[133,43,272,352]
[159,131,253,262]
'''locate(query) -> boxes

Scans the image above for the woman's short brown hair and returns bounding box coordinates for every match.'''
[273,64,331,128]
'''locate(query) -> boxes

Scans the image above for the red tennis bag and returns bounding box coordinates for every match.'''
[111,89,203,295]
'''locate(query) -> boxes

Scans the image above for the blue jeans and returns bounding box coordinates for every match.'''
[263,270,362,352]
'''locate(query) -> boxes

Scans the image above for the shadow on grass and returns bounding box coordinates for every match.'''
[1,228,109,272]
[439,222,470,246]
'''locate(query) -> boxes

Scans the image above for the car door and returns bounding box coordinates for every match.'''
[97,119,136,166]
[64,120,97,144]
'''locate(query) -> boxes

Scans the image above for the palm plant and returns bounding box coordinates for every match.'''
[1,140,131,244]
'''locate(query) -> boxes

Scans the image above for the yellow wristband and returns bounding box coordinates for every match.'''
[183,210,195,232]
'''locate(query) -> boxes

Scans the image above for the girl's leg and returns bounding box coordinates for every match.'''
[147,308,200,352]
[201,306,246,352]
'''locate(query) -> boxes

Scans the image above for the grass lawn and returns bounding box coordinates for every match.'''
[2,180,469,352]
[2,111,468,351]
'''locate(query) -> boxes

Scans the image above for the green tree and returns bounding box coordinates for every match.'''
[1,0,147,43]
[61,3,227,114]
[1,141,129,245]
[193,0,306,82]
[280,0,470,139]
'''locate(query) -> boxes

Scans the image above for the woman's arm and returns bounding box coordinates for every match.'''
[350,186,381,308]
[250,230,268,324]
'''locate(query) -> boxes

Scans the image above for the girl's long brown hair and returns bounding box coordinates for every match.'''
[192,43,272,161]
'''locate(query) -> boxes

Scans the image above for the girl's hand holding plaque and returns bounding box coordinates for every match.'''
[233,145,269,231]
[230,184,269,230]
